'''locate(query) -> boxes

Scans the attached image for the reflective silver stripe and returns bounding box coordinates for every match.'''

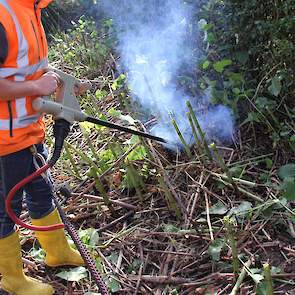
[15,97,27,118]
[0,113,41,130]
[0,58,48,78]
[0,0,29,68]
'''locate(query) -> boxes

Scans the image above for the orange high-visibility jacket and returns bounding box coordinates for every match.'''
[0,0,53,157]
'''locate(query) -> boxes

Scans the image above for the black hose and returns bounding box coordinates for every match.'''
[48,119,71,166]
[53,195,110,295]
[86,116,167,143]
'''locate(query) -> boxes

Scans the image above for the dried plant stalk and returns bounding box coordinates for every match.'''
[125,160,145,202]
[158,175,182,219]
[209,143,234,183]
[92,168,115,215]
[64,142,81,178]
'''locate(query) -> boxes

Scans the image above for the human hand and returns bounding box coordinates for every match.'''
[34,71,60,96]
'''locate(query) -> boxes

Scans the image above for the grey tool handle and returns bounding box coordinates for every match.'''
[33,97,87,123]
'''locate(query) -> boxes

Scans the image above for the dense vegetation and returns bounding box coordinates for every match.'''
[24,1,295,294]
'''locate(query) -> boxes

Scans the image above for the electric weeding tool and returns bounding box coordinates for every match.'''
[5,67,166,294]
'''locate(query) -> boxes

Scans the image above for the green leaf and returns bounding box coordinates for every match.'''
[56,267,88,282]
[278,164,295,180]
[242,112,261,124]
[202,60,210,70]
[209,201,228,215]
[268,76,282,97]
[213,59,232,73]
[228,201,252,218]
[80,121,95,132]
[119,114,136,125]
[256,281,268,295]
[79,228,99,247]
[95,89,107,100]
[208,239,225,262]
[283,180,295,201]
[164,224,180,233]
[108,107,122,117]
[248,268,264,284]
[105,276,121,292]
[235,51,249,64]
[126,146,147,161]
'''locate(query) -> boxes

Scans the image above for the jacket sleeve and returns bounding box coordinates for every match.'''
[0,22,8,65]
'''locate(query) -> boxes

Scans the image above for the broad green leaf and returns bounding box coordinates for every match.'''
[108,107,122,117]
[242,112,261,124]
[278,164,295,180]
[213,59,232,73]
[208,239,225,262]
[256,281,268,295]
[164,224,180,233]
[235,51,249,64]
[228,201,252,218]
[95,89,107,100]
[127,146,147,161]
[268,76,282,97]
[29,247,45,263]
[283,181,295,201]
[79,228,99,247]
[56,267,88,282]
[202,60,210,70]
[80,121,95,132]
[119,114,136,125]
[209,201,228,215]
[105,276,121,292]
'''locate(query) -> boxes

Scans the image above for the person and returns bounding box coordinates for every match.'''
[0,1,85,294]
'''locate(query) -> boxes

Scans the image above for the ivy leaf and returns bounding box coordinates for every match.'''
[268,76,282,97]
[56,267,88,282]
[213,59,232,73]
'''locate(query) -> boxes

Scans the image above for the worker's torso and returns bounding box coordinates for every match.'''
[0,0,50,156]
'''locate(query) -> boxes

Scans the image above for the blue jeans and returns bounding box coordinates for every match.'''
[0,144,54,238]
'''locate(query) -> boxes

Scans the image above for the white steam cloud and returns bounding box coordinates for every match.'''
[100,0,234,149]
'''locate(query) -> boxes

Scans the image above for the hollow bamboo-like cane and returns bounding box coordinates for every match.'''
[224,216,239,279]
[171,118,192,158]
[186,101,212,160]
[263,263,274,295]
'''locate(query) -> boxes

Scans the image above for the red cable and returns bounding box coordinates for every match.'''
[5,163,64,231]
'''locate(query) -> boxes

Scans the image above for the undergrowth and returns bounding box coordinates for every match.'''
[24,2,295,294]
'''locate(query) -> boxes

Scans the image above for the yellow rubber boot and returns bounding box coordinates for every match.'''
[0,231,54,295]
[32,209,84,267]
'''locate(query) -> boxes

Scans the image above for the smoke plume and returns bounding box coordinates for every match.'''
[100,0,234,149]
